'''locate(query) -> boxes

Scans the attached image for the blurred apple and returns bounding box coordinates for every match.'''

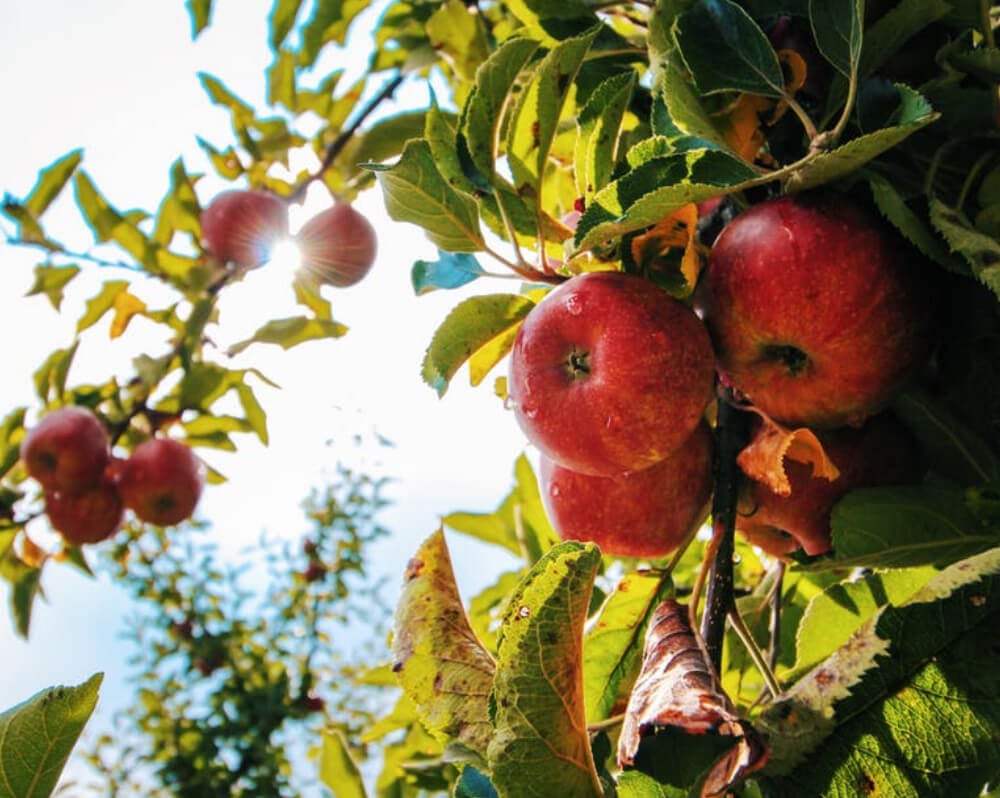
[118,438,204,526]
[508,271,715,476]
[201,189,289,268]
[44,476,124,545]
[296,203,377,287]
[20,406,110,495]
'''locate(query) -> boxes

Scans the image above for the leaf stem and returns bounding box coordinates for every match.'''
[767,560,785,671]
[728,607,781,698]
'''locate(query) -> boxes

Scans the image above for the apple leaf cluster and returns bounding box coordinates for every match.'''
[0,0,999,796]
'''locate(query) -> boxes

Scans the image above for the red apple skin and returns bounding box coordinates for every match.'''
[296,203,377,287]
[117,438,204,526]
[508,271,716,477]
[737,412,925,558]
[20,406,110,495]
[45,477,124,545]
[201,189,289,268]
[540,421,714,559]
[703,192,937,429]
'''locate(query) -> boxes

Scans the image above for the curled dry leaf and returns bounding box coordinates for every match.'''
[618,598,769,798]
[737,410,840,496]
[630,203,703,294]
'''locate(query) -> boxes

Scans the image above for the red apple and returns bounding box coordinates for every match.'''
[703,192,937,429]
[737,412,925,557]
[508,271,715,476]
[117,438,204,526]
[20,406,110,495]
[296,203,377,287]
[540,421,714,559]
[44,476,124,545]
[201,189,289,268]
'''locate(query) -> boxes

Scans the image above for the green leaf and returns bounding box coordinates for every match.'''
[266,48,297,111]
[411,252,486,295]
[298,0,369,67]
[575,71,636,202]
[319,729,368,798]
[576,149,757,251]
[185,0,212,37]
[507,26,599,195]
[809,0,863,79]
[73,173,155,267]
[857,0,951,80]
[369,139,484,252]
[766,548,1000,791]
[0,673,103,798]
[425,0,491,81]
[459,37,541,187]
[7,563,41,639]
[815,485,1000,570]
[236,383,268,446]
[583,571,672,723]
[22,150,83,219]
[616,769,687,797]
[32,344,78,403]
[198,73,254,125]
[785,86,938,192]
[893,388,1000,485]
[866,175,961,271]
[930,198,1000,300]
[0,409,27,480]
[949,46,1000,83]
[269,0,304,50]
[77,280,128,334]
[487,542,605,798]
[674,0,785,97]
[421,294,535,397]
[151,159,202,248]
[225,316,348,356]
[392,529,496,758]
[26,264,80,311]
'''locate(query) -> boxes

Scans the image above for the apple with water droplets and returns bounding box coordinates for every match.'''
[703,192,937,429]
[296,203,377,287]
[118,438,204,526]
[20,406,111,495]
[201,189,289,268]
[508,270,715,476]
[540,421,714,558]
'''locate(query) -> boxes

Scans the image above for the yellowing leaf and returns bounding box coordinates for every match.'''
[737,413,840,496]
[391,529,495,757]
[109,291,147,339]
[630,202,703,294]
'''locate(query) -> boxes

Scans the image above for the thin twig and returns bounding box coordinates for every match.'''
[728,607,781,699]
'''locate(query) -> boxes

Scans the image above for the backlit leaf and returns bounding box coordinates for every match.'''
[225,316,348,356]
[109,291,147,339]
[467,324,519,388]
[319,729,368,798]
[32,344,78,403]
[425,0,490,82]
[369,139,484,252]
[185,0,212,38]
[22,149,82,218]
[421,294,534,397]
[236,383,268,445]
[575,71,636,202]
[269,0,304,51]
[77,280,128,334]
[392,529,496,757]
[26,264,80,311]
[487,541,604,798]
[0,673,103,798]
[298,0,368,67]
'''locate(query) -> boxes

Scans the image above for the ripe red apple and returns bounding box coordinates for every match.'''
[44,476,124,545]
[296,203,377,287]
[20,406,110,495]
[201,189,289,268]
[508,271,715,476]
[737,412,925,558]
[540,421,714,559]
[117,438,204,526]
[703,192,937,429]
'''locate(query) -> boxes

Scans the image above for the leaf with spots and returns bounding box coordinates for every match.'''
[487,541,605,798]
[0,673,102,798]
[391,529,496,760]
[762,546,1000,786]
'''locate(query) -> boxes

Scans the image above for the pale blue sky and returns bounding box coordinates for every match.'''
[0,0,524,786]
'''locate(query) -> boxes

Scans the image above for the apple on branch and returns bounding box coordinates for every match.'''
[201,189,289,268]
[508,270,715,477]
[703,191,937,429]
[44,475,124,545]
[540,421,714,559]
[296,203,378,288]
[117,438,204,526]
[20,406,111,495]
[737,412,926,558]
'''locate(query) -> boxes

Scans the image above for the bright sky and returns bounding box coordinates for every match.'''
[0,0,525,782]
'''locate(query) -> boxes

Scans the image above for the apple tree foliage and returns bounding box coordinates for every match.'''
[1,0,1000,796]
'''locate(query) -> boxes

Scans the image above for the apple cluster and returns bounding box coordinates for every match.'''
[201,189,378,287]
[509,191,936,561]
[20,407,204,546]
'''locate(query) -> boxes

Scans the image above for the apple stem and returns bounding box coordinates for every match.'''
[700,384,750,673]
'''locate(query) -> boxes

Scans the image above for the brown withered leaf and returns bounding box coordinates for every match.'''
[737,411,840,496]
[618,598,769,798]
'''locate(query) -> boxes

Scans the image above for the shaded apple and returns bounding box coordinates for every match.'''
[508,270,715,477]
[20,406,110,495]
[540,421,714,559]
[737,412,925,558]
[296,203,377,287]
[703,192,937,429]
[44,476,124,545]
[118,438,204,526]
[201,189,289,268]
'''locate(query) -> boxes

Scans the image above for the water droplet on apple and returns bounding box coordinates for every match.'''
[605,414,621,430]
[564,293,583,315]
[524,405,538,420]
[550,485,561,498]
